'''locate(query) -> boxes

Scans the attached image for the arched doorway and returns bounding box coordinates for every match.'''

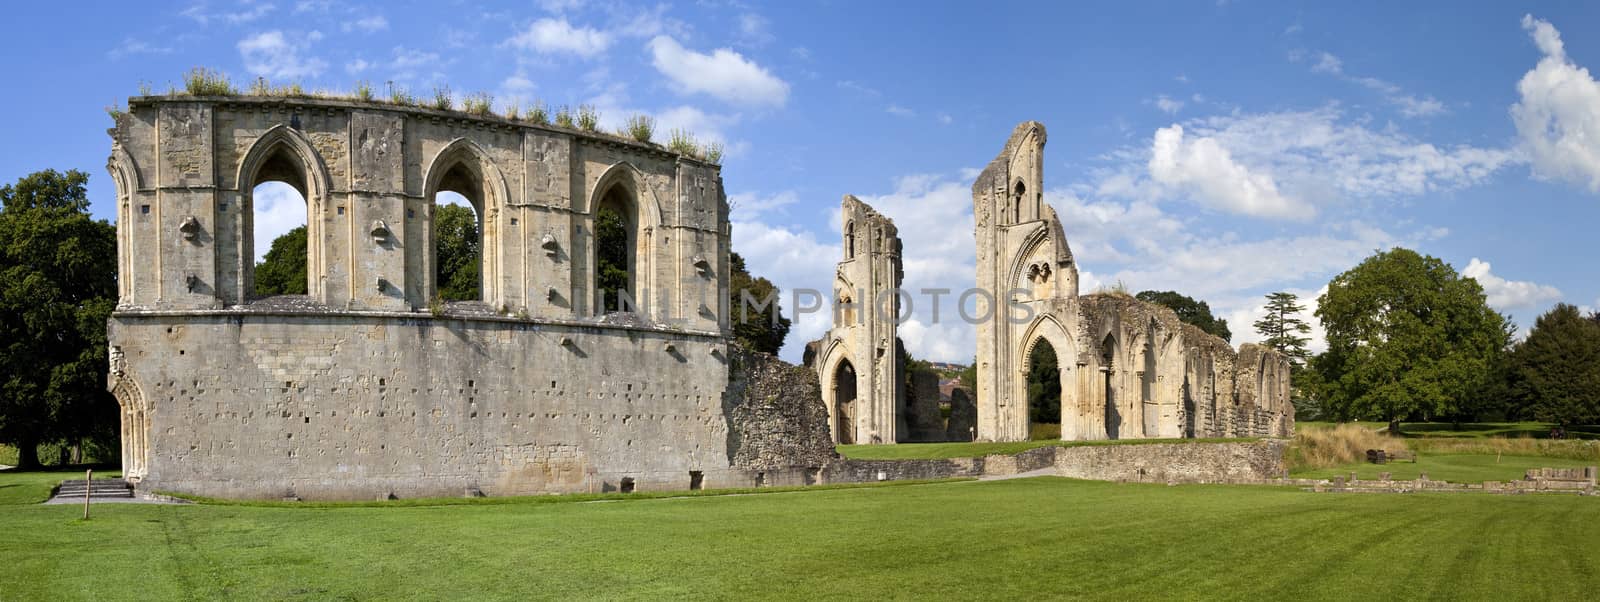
[1102,334,1120,440]
[1026,339,1060,440]
[833,359,858,444]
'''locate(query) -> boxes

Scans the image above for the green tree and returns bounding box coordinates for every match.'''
[434,204,480,302]
[1253,292,1312,367]
[253,226,307,296]
[1136,290,1232,341]
[594,207,629,312]
[1314,248,1511,432]
[0,169,118,468]
[1502,303,1600,426]
[728,252,791,354]
[1026,343,1060,425]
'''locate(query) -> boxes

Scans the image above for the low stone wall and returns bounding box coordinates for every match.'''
[822,441,1283,485]
[1295,466,1598,495]
[1053,440,1288,484]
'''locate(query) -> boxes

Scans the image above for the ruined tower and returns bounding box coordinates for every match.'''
[807,195,904,444]
[971,122,1080,441]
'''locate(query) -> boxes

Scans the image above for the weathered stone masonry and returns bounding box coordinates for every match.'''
[106,96,752,499]
[971,122,1294,443]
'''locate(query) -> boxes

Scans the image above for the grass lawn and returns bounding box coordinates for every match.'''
[837,437,1256,460]
[1291,454,1597,483]
[1397,422,1600,440]
[2,474,1598,600]
[0,467,120,505]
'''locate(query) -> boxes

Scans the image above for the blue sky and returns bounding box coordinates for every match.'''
[3,1,1599,363]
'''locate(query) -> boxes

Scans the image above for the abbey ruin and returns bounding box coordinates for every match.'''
[105,95,1290,499]
[970,122,1294,442]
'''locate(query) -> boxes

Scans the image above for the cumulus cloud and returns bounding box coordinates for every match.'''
[649,36,789,107]
[238,30,328,79]
[1462,258,1563,311]
[1096,107,1513,215]
[1149,124,1315,220]
[1512,15,1600,193]
[507,18,612,58]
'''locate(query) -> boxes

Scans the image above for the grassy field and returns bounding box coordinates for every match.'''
[1291,454,1595,483]
[1396,422,1600,439]
[837,437,1257,460]
[2,471,1598,600]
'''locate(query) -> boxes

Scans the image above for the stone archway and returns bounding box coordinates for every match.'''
[832,359,858,444]
[109,372,148,482]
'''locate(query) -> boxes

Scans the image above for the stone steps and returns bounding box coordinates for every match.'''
[56,479,134,499]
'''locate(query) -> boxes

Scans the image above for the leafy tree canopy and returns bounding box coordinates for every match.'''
[254,226,307,297]
[1503,303,1600,425]
[1314,248,1511,429]
[729,252,791,354]
[435,204,481,302]
[595,207,629,312]
[1135,290,1232,341]
[0,169,118,468]
[1026,342,1061,424]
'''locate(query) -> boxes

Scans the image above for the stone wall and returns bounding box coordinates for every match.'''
[110,312,740,500]
[823,441,1285,485]
[1052,440,1288,484]
[724,346,837,471]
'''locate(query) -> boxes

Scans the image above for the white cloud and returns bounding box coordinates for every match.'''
[342,15,388,34]
[507,18,612,58]
[1149,124,1315,220]
[729,190,798,221]
[1462,258,1563,311]
[1152,94,1184,115]
[1095,107,1513,215]
[937,113,953,126]
[251,181,307,262]
[737,13,774,46]
[183,1,276,26]
[238,30,328,79]
[1309,51,1447,118]
[836,80,881,98]
[108,37,173,59]
[345,58,370,75]
[1512,15,1600,193]
[1223,285,1329,354]
[649,36,789,107]
[388,46,446,83]
[886,104,915,118]
[730,217,839,362]
[538,0,584,13]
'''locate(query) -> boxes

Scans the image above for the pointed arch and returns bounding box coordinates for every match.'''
[422,137,510,307]
[107,146,143,302]
[1016,313,1077,440]
[586,162,664,315]
[110,375,149,482]
[236,124,332,302]
[815,337,859,445]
